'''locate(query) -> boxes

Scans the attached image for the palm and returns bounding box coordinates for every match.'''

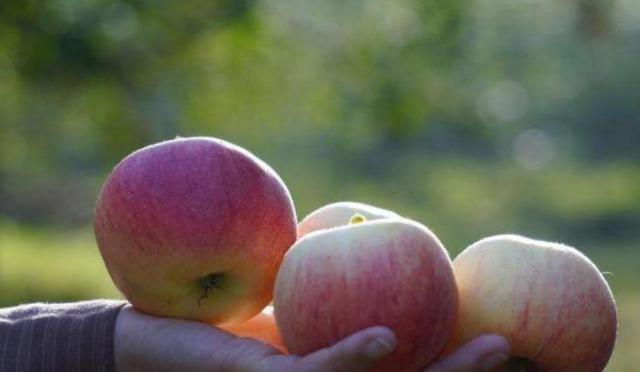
[115,306,510,372]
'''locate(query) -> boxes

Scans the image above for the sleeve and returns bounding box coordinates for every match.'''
[0,300,127,372]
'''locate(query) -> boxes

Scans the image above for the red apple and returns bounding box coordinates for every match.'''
[297,201,401,238]
[450,235,617,371]
[94,137,297,324]
[274,218,458,371]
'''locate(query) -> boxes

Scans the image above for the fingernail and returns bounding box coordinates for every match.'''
[365,337,395,359]
[480,353,509,371]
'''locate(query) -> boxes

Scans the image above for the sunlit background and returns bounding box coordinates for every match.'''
[1,0,638,369]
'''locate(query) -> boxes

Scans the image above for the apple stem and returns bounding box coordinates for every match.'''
[349,213,366,225]
[197,273,225,306]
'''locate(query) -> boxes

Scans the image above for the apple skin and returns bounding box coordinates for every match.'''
[94,137,297,324]
[218,305,287,352]
[450,235,617,372]
[274,218,458,371]
[297,201,401,238]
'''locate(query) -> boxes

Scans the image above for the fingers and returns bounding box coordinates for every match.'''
[297,326,397,372]
[424,335,510,372]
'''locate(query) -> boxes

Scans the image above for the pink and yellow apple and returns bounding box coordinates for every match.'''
[450,235,617,371]
[94,137,297,324]
[274,217,458,371]
[297,201,401,238]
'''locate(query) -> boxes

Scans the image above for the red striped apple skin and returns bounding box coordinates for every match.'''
[297,201,401,239]
[95,137,297,324]
[451,235,617,372]
[274,219,458,371]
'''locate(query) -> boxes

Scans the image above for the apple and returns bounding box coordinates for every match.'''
[218,305,287,352]
[297,201,401,238]
[274,217,458,371]
[450,235,617,371]
[94,137,297,324]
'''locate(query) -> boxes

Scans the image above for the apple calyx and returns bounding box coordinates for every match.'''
[504,357,540,371]
[198,273,225,305]
[348,213,367,225]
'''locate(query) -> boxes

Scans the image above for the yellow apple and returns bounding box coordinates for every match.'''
[450,235,617,371]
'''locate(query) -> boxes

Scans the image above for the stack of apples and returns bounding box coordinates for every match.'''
[94,137,617,371]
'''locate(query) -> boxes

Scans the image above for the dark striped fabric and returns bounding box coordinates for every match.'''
[0,300,126,372]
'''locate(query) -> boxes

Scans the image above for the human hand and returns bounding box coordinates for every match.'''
[424,335,510,372]
[114,305,510,372]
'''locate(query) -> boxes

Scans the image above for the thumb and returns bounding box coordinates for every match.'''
[424,335,510,372]
[297,326,397,372]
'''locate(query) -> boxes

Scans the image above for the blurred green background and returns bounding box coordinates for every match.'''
[0,0,638,369]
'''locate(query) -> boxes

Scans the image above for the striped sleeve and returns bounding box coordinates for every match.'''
[0,300,127,372]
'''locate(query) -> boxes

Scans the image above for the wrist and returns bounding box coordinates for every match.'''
[114,305,136,372]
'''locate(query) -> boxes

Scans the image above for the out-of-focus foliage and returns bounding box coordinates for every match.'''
[0,1,639,369]
[1,0,639,228]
